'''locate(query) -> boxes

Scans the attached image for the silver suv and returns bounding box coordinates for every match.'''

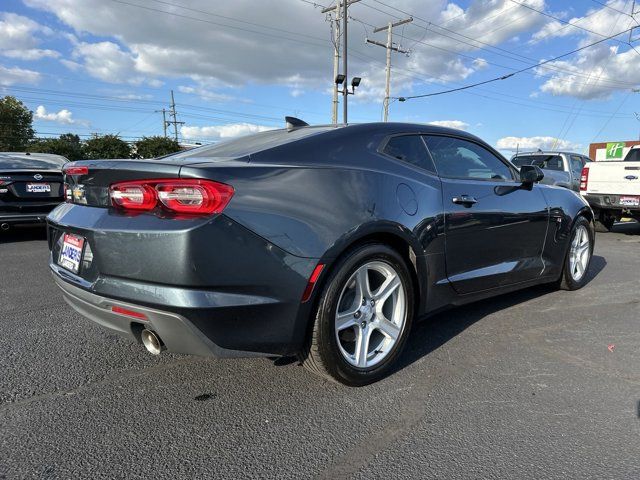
[511,151,592,192]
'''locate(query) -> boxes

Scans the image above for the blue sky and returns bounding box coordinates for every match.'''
[2,0,640,155]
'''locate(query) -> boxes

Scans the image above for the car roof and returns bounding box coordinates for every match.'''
[165,122,493,161]
[512,151,584,156]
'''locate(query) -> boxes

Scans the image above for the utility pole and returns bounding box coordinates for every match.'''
[167,90,185,142]
[155,108,168,138]
[366,17,412,122]
[321,0,360,125]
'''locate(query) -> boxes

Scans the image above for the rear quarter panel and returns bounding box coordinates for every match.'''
[180,149,445,260]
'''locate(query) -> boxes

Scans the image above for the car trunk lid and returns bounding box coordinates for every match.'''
[64,157,247,208]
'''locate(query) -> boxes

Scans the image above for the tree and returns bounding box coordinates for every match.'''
[28,133,85,161]
[83,134,131,159]
[133,136,181,159]
[0,96,34,151]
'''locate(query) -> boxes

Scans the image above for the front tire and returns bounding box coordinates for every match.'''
[558,216,594,291]
[300,243,414,386]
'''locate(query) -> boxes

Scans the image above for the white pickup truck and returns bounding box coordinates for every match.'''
[580,146,640,231]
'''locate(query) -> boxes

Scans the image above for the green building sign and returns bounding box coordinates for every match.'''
[606,142,625,159]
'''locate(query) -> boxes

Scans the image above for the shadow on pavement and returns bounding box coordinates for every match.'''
[275,254,607,375]
[0,225,47,244]
[611,221,640,235]
[395,254,606,374]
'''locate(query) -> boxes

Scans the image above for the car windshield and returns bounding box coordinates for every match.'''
[512,154,563,171]
[0,154,66,170]
[624,149,640,162]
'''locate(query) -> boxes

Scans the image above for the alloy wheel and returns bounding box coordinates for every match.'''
[569,224,590,282]
[334,261,407,369]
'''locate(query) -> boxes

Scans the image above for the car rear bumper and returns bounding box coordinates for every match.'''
[0,212,52,225]
[46,206,320,357]
[582,193,640,212]
[51,270,257,357]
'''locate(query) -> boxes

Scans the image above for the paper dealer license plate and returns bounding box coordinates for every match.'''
[58,233,85,274]
[27,183,51,193]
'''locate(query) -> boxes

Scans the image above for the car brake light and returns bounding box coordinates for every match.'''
[64,165,89,176]
[109,179,234,215]
[110,183,157,211]
[301,263,325,303]
[580,167,589,191]
[156,181,234,214]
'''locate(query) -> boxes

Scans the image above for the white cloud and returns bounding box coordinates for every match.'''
[428,120,469,130]
[0,12,58,61]
[0,64,41,85]
[177,85,235,103]
[530,0,640,99]
[496,136,580,151]
[22,0,548,102]
[34,105,79,125]
[2,48,60,60]
[181,123,273,140]
[68,40,148,85]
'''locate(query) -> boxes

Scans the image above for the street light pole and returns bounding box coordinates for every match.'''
[342,0,348,124]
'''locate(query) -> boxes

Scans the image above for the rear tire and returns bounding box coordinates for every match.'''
[558,216,594,291]
[300,243,414,386]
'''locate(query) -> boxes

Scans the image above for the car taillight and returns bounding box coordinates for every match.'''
[580,167,589,191]
[64,165,89,176]
[109,179,234,215]
[110,183,157,211]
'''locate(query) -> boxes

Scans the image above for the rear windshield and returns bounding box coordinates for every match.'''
[0,154,66,170]
[162,126,337,161]
[624,149,640,162]
[511,154,563,171]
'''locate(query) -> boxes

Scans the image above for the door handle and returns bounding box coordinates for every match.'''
[452,195,478,206]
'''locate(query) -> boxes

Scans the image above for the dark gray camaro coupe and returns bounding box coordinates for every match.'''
[47,122,594,385]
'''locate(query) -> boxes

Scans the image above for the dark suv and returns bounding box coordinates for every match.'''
[0,152,67,230]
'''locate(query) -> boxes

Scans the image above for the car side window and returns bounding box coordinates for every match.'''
[381,135,436,173]
[423,135,514,181]
[570,155,583,176]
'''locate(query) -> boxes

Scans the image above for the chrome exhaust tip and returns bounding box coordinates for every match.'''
[0,223,9,231]
[141,329,164,355]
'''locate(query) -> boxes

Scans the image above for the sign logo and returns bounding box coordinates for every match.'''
[625,175,638,180]
[606,142,625,159]
[33,174,43,180]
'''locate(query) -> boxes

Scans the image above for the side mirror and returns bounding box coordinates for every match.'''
[520,165,544,185]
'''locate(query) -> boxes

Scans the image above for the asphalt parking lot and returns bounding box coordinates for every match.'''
[1,224,640,479]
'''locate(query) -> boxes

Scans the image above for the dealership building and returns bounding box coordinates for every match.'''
[589,140,640,161]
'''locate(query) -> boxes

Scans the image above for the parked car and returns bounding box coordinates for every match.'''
[0,152,67,231]
[47,122,594,385]
[580,145,640,231]
[510,151,591,192]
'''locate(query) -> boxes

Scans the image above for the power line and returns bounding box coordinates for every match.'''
[591,0,634,16]
[394,23,638,101]
[361,0,638,89]
[108,0,329,48]
[552,2,633,148]
[509,0,637,41]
